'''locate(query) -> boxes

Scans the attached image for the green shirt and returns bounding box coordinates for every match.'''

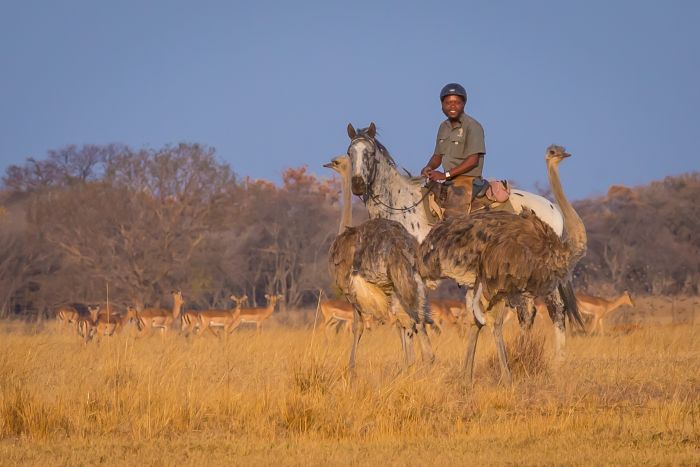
[433,113,486,176]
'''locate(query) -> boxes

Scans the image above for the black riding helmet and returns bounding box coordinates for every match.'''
[440,83,467,102]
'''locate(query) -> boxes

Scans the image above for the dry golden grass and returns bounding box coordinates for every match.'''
[0,315,698,465]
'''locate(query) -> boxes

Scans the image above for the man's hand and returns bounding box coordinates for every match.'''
[428,170,447,182]
[420,166,432,178]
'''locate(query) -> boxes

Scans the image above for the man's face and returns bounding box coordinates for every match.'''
[441,95,465,121]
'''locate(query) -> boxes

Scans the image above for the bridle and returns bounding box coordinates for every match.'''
[348,135,432,213]
[348,135,379,193]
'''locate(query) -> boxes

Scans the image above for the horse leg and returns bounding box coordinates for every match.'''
[405,328,416,367]
[416,323,435,364]
[545,290,566,363]
[416,285,435,364]
[514,296,536,332]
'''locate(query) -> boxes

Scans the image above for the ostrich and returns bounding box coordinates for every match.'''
[325,155,434,372]
[418,145,587,384]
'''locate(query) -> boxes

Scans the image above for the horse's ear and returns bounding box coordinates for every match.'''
[368,122,376,138]
[347,123,356,140]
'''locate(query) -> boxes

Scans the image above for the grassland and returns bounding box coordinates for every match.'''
[0,302,698,466]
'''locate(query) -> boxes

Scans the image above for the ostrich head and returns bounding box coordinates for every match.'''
[323,155,351,176]
[545,145,571,165]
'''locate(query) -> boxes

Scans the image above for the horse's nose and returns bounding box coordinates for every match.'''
[351,176,366,195]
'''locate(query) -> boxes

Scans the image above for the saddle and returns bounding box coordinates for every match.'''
[473,178,511,203]
[422,181,447,222]
[423,178,513,220]
[470,178,513,214]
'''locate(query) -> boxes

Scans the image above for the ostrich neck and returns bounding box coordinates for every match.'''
[366,168,432,242]
[547,161,587,264]
[338,168,352,234]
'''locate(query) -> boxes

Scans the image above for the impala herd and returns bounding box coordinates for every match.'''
[55,289,636,343]
[55,291,285,342]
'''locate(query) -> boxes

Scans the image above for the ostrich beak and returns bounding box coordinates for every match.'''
[562,152,572,158]
[324,155,348,168]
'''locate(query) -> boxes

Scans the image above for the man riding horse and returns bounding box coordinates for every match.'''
[420,83,485,218]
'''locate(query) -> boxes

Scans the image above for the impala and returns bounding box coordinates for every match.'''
[76,314,97,343]
[179,291,200,337]
[318,299,373,334]
[87,304,139,338]
[196,294,247,337]
[239,294,283,332]
[180,307,200,337]
[56,304,79,325]
[55,303,89,333]
[78,304,119,341]
[135,290,184,337]
[429,299,466,332]
[576,291,634,335]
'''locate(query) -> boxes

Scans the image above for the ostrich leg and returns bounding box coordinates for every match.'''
[464,318,483,384]
[464,284,486,383]
[490,301,513,385]
[464,293,513,385]
[348,305,365,374]
[466,285,486,325]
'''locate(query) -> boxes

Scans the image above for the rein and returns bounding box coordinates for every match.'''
[366,185,433,213]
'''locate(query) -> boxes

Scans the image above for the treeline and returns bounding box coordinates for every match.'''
[1,143,698,319]
[0,143,360,319]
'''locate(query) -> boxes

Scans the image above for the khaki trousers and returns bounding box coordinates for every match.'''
[443,175,475,218]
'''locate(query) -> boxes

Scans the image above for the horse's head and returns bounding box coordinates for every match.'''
[346,122,378,196]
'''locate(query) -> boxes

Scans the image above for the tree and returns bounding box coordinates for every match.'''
[27,144,237,307]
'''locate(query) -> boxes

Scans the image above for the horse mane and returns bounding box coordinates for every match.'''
[357,127,397,168]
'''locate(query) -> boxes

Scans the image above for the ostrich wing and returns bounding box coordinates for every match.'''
[418,211,521,283]
[351,219,422,314]
[479,210,570,300]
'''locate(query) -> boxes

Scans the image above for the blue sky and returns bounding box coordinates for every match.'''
[1,0,698,200]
